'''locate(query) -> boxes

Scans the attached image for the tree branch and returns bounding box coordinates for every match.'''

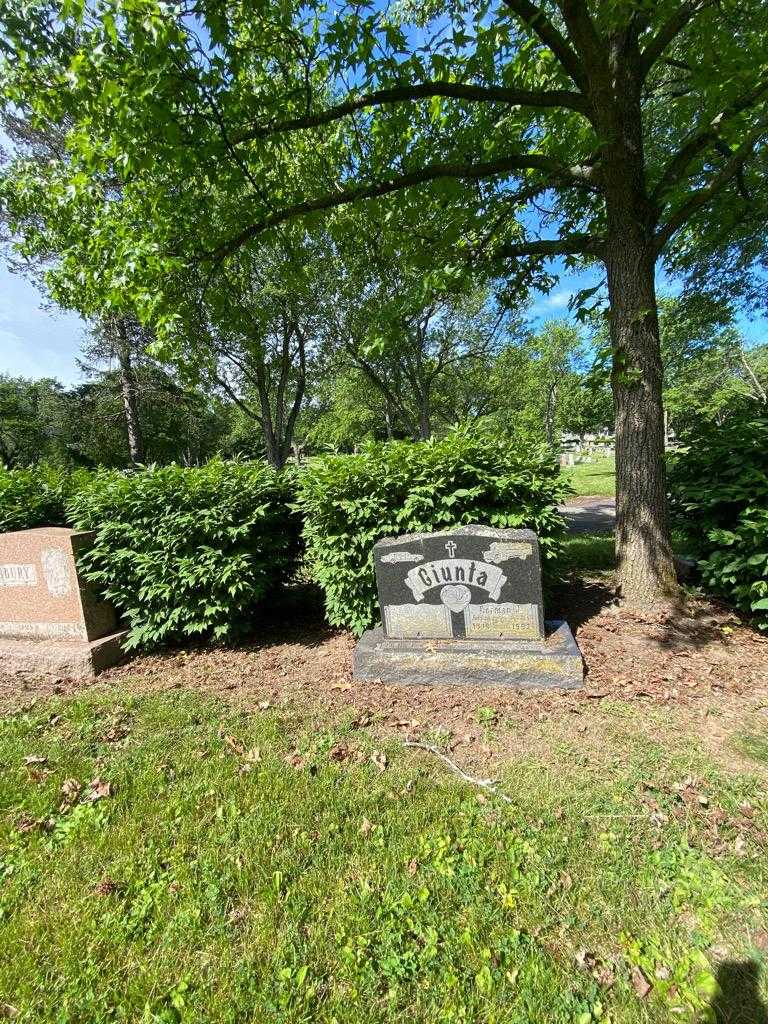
[556,0,606,73]
[500,0,587,93]
[232,81,588,142]
[639,1,708,79]
[495,235,603,259]
[207,155,594,262]
[740,346,767,404]
[654,117,768,254]
[651,77,768,203]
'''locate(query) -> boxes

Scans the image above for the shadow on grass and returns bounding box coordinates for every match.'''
[712,961,768,1024]
[544,534,618,629]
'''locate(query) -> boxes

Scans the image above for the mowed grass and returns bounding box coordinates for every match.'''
[1,692,767,1023]
[564,458,616,497]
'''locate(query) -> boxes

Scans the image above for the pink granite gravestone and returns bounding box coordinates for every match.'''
[0,527,127,678]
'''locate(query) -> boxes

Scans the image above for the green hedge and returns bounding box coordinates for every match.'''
[0,463,92,532]
[669,415,768,628]
[68,460,301,650]
[296,429,571,634]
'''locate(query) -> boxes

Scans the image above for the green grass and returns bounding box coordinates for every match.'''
[737,732,768,766]
[558,534,616,573]
[564,458,616,497]
[1,692,767,1022]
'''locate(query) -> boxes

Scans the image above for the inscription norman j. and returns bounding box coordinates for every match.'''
[464,602,539,639]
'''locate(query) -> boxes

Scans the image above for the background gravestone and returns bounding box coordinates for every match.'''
[0,527,127,679]
[354,524,583,688]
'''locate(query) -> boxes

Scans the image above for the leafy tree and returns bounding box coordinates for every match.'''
[0,375,71,466]
[659,295,768,435]
[305,368,398,450]
[524,321,586,446]
[166,237,328,470]
[486,323,610,443]
[322,283,515,441]
[1,0,767,607]
[68,368,232,468]
[80,314,153,464]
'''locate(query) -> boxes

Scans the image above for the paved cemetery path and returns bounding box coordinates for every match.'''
[558,495,616,534]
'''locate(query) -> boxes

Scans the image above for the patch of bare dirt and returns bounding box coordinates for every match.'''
[1,578,767,777]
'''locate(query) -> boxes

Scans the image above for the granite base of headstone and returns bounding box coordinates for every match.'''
[353,525,583,689]
[0,527,128,680]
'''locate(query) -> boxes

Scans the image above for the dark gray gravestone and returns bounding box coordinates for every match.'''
[354,524,583,689]
[374,525,544,641]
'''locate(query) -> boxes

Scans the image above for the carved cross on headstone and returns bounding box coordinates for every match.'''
[444,540,457,558]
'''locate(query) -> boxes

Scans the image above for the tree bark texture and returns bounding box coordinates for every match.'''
[115,322,144,465]
[594,36,679,606]
[607,238,678,604]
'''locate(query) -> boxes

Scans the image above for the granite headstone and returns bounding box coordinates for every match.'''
[0,527,128,679]
[354,524,583,688]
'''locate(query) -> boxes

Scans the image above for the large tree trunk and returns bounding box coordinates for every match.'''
[606,235,678,606]
[115,323,144,465]
[597,46,679,609]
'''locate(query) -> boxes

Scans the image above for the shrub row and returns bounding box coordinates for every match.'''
[0,463,92,532]
[0,433,569,648]
[69,461,301,650]
[295,429,571,634]
[668,415,768,629]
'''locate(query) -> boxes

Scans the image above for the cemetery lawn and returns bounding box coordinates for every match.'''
[2,533,768,1022]
[2,687,768,1024]
[564,458,616,497]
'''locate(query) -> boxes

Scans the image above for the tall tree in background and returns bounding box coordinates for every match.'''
[82,315,149,464]
[658,296,768,434]
[0,0,766,606]
[321,285,513,441]
[526,322,585,447]
[167,238,324,470]
[0,375,70,466]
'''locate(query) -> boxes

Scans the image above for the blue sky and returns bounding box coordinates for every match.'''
[0,264,86,386]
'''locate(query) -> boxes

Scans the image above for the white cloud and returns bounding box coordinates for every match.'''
[543,289,572,309]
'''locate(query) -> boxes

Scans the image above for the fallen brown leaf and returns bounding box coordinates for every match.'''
[83,778,113,803]
[94,878,119,896]
[222,734,246,756]
[60,777,82,808]
[240,748,262,772]
[631,966,652,999]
